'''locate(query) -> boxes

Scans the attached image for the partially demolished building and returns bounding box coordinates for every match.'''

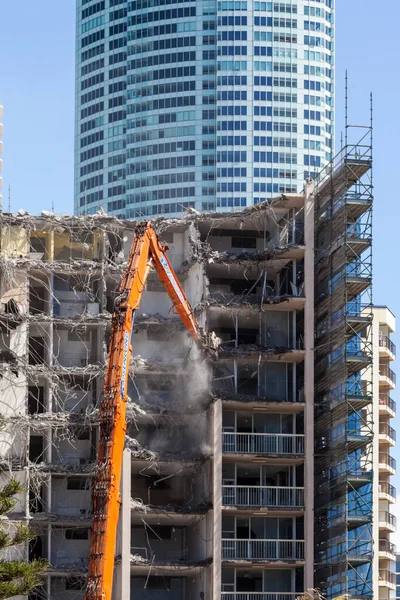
[0,137,396,600]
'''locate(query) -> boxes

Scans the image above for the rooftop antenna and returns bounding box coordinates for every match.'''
[345,70,348,147]
[370,92,373,189]
[8,183,11,213]
[51,197,55,214]
[370,91,373,131]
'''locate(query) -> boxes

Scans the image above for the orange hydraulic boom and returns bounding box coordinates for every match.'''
[85,222,201,600]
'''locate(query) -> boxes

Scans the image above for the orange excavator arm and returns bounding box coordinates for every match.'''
[85,222,201,600]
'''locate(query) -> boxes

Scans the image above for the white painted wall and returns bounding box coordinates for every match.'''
[51,528,89,565]
[51,478,91,517]
[53,328,93,367]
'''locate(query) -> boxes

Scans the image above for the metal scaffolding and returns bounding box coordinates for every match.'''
[313,118,374,599]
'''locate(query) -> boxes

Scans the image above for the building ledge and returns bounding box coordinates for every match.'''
[202,244,305,267]
[221,558,305,567]
[204,293,305,312]
[217,344,305,362]
[214,389,304,408]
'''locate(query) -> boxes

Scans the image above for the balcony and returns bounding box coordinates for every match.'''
[379,423,396,446]
[378,482,396,503]
[378,511,396,532]
[379,335,396,359]
[379,452,396,475]
[379,365,396,388]
[222,433,304,457]
[378,570,396,589]
[222,539,304,562]
[222,486,304,509]
[378,540,396,559]
[221,594,298,600]
[379,394,396,417]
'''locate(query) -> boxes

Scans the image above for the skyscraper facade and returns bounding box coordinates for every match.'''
[74,0,334,218]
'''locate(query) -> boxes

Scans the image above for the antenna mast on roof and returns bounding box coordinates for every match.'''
[345,70,348,147]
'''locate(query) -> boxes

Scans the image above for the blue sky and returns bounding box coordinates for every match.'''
[1,0,400,537]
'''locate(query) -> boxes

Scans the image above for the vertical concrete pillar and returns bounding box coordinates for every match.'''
[114,448,131,599]
[213,399,222,600]
[304,181,315,590]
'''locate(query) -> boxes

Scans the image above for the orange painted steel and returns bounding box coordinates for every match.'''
[84,222,201,600]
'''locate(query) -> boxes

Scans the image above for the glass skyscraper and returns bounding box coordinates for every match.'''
[75,0,334,217]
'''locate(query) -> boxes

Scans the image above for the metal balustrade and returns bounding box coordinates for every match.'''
[379,453,396,470]
[379,365,396,384]
[379,336,396,357]
[379,394,396,413]
[222,539,304,561]
[379,570,396,586]
[379,482,396,499]
[379,511,397,528]
[379,423,396,441]
[222,486,304,508]
[379,540,396,555]
[222,433,304,455]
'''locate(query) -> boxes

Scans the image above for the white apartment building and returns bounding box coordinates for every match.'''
[373,307,397,599]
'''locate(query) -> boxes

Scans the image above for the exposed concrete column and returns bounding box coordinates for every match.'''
[212,399,222,600]
[304,180,315,590]
[114,448,131,599]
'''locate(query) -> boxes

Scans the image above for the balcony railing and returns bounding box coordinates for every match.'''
[221,594,298,600]
[379,423,396,441]
[222,433,305,455]
[222,486,304,508]
[379,482,396,500]
[379,394,396,413]
[379,453,396,470]
[379,540,396,555]
[379,511,397,528]
[379,365,396,384]
[222,539,304,561]
[379,570,396,586]
[379,336,396,357]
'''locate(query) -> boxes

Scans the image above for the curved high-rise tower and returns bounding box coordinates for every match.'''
[75,0,334,217]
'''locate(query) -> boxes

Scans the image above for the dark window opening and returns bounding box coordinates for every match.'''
[30,237,46,255]
[28,386,45,414]
[29,537,43,561]
[29,488,44,513]
[29,285,46,315]
[67,477,90,490]
[66,577,86,591]
[29,436,44,463]
[231,236,257,249]
[74,428,90,441]
[146,475,172,490]
[65,528,89,540]
[146,577,172,590]
[146,526,173,540]
[218,327,258,345]
[238,329,258,344]
[29,337,45,365]
[231,279,258,295]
